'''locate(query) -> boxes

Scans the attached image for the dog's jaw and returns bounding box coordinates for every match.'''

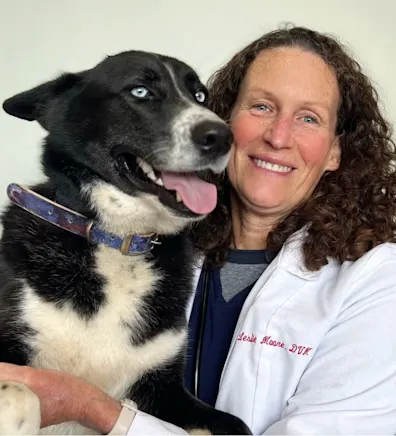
[81,181,201,237]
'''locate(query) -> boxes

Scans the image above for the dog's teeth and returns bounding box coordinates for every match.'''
[176,192,183,203]
[143,163,153,174]
[147,171,157,182]
[137,157,163,186]
[138,158,154,175]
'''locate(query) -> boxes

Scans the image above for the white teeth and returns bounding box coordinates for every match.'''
[136,157,164,186]
[136,157,153,175]
[253,158,292,173]
[147,170,157,182]
[135,157,182,204]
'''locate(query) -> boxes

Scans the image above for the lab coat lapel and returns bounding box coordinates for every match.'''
[223,228,319,356]
[215,229,319,425]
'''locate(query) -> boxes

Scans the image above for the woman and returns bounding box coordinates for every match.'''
[2,25,396,434]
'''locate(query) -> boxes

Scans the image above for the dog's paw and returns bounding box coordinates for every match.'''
[0,381,41,435]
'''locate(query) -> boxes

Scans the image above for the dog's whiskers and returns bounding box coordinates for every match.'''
[140,145,170,164]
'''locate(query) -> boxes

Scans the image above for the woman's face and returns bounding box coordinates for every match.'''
[227,47,341,218]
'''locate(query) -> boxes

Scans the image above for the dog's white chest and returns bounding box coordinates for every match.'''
[21,246,186,399]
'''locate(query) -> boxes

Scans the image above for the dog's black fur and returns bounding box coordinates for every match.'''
[0,51,251,435]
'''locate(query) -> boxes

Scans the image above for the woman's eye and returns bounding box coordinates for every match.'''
[252,104,270,111]
[131,86,151,99]
[302,115,319,124]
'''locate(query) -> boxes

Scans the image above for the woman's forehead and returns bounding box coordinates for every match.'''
[241,47,340,110]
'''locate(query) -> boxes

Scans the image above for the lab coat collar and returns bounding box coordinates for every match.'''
[191,225,321,288]
[274,226,322,281]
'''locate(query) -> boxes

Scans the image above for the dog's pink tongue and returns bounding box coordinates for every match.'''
[161,172,217,214]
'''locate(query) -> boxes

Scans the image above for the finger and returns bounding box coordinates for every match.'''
[0,363,30,384]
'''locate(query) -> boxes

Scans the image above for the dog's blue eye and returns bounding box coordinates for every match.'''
[195,91,206,103]
[131,86,150,99]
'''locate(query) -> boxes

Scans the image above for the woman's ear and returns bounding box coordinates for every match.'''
[326,136,341,171]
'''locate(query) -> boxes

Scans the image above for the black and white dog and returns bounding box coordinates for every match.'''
[0,51,251,435]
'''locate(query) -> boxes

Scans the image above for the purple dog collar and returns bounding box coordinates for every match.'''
[6,183,160,255]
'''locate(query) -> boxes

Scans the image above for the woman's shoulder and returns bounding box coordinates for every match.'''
[284,228,396,276]
[279,231,396,309]
[340,241,396,276]
[332,242,396,311]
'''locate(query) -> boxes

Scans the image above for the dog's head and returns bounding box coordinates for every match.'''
[2,51,232,235]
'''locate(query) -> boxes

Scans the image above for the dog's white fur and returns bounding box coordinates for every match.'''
[24,246,186,394]
[3,242,187,435]
[83,181,194,237]
[164,62,231,174]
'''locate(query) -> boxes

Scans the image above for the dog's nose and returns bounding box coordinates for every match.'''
[191,121,233,155]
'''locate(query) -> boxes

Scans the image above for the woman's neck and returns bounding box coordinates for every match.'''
[230,192,279,251]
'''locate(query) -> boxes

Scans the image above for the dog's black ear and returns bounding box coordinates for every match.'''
[2,72,83,128]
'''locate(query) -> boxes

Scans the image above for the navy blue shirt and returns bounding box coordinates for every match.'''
[184,249,277,406]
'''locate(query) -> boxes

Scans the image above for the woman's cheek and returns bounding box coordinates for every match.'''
[231,112,262,150]
[298,133,334,167]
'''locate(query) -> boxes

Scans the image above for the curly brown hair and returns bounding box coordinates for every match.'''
[190,25,396,271]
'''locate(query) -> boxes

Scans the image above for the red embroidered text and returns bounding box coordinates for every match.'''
[260,335,284,348]
[237,332,257,343]
[237,332,312,356]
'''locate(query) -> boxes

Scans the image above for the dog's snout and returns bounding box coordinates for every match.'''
[191,121,233,155]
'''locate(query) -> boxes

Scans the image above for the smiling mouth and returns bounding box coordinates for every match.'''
[114,152,218,215]
[251,157,294,173]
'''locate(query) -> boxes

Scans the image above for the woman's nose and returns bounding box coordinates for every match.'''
[262,116,293,149]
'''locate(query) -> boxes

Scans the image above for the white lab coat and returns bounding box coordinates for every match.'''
[127,229,396,435]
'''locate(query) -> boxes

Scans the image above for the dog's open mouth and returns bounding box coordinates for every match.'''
[115,153,218,215]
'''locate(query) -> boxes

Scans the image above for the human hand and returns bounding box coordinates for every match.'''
[0,363,121,433]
